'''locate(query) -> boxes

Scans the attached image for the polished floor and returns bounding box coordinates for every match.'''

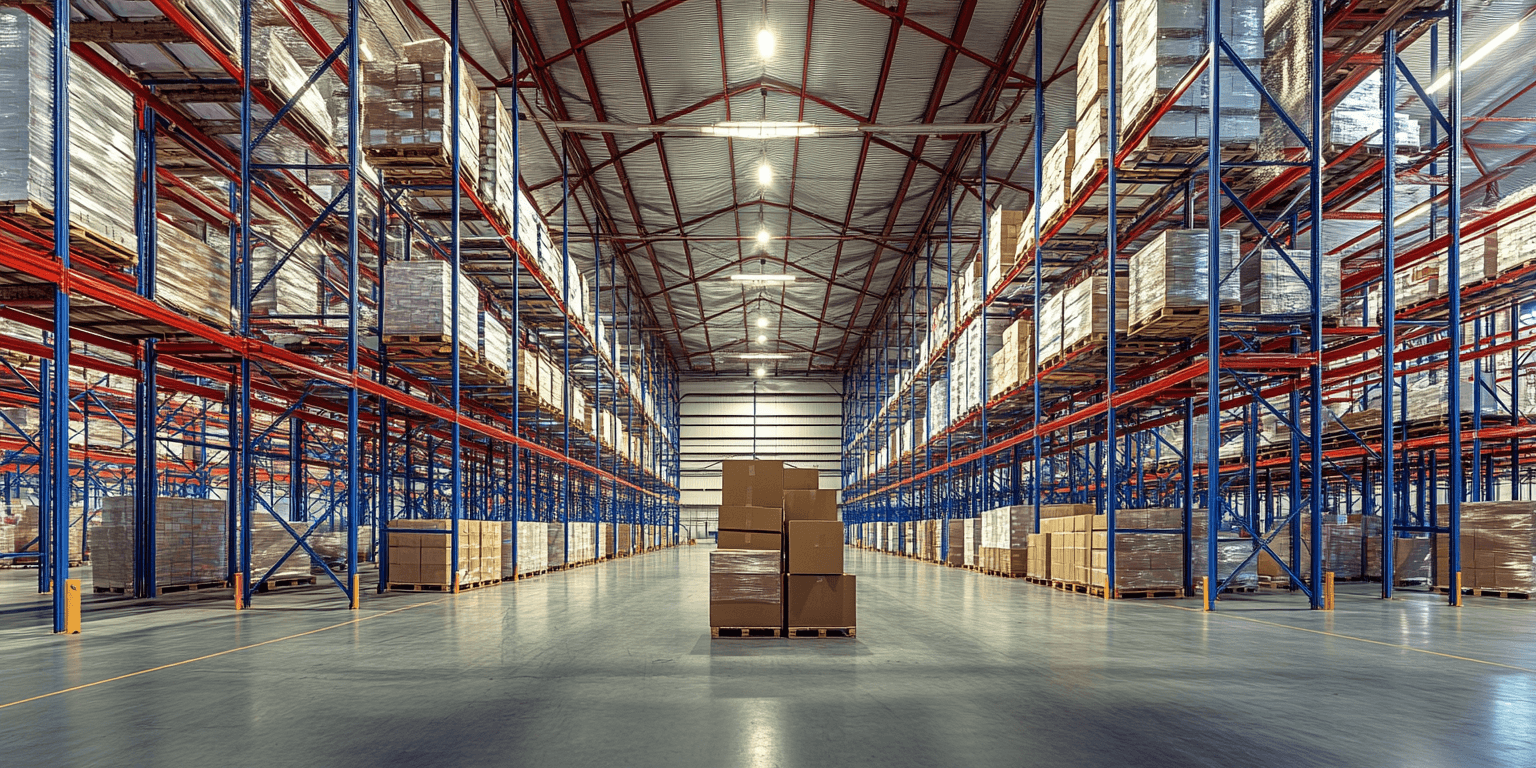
[1,546,1533,767]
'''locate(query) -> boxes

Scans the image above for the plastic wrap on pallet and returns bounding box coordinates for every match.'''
[1061,275,1127,350]
[1189,521,1260,590]
[1038,289,1065,362]
[480,311,512,382]
[546,522,566,566]
[1129,229,1240,330]
[480,90,519,228]
[1120,0,1263,145]
[250,222,322,318]
[78,0,237,76]
[1240,245,1341,317]
[1039,130,1075,225]
[1493,187,1536,275]
[383,260,481,352]
[513,521,548,574]
[1435,501,1536,592]
[362,39,481,185]
[709,549,782,602]
[9,502,83,561]
[1439,229,1501,290]
[980,506,1032,550]
[988,209,1026,276]
[0,10,137,256]
[251,28,333,141]
[156,221,233,329]
[94,496,225,591]
[569,522,596,562]
[1329,72,1420,149]
[250,518,314,582]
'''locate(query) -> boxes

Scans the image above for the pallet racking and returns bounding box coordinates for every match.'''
[843,0,1535,607]
[0,0,681,632]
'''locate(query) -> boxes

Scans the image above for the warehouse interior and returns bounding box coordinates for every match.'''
[2,0,1535,765]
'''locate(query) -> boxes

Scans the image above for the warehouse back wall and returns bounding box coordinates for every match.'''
[679,378,842,538]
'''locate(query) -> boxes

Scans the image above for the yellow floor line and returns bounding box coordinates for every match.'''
[0,596,449,710]
[1154,602,1536,674]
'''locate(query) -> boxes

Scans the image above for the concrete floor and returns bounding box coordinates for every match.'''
[1,547,1533,768]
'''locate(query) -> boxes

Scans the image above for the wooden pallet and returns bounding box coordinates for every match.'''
[984,569,1028,578]
[0,199,136,267]
[513,569,547,581]
[1435,587,1531,600]
[1129,304,1213,340]
[1052,580,1089,594]
[1085,585,1186,600]
[256,576,317,592]
[386,577,502,592]
[1025,576,1052,585]
[94,579,226,596]
[788,627,856,638]
[711,627,783,638]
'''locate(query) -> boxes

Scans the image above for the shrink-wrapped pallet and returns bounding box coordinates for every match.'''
[514,521,548,575]
[383,260,481,355]
[546,521,566,566]
[250,223,323,319]
[1129,229,1240,332]
[250,518,314,582]
[9,503,84,563]
[1434,501,1535,593]
[1072,9,1110,197]
[980,505,1033,550]
[709,549,782,628]
[569,521,597,562]
[1439,229,1501,290]
[250,28,333,141]
[0,10,137,257]
[479,90,518,227]
[1121,0,1263,144]
[1037,290,1065,363]
[480,311,511,382]
[1189,511,1259,589]
[94,496,225,591]
[1039,131,1075,225]
[1060,275,1128,351]
[1239,246,1341,318]
[362,39,480,183]
[157,221,233,329]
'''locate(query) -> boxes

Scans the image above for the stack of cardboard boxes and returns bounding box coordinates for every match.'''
[711,460,857,636]
[386,519,501,589]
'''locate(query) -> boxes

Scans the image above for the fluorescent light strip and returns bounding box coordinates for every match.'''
[738,353,790,360]
[729,274,796,282]
[700,121,819,139]
[1428,20,1521,92]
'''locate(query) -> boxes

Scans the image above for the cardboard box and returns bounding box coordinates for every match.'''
[722,459,784,508]
[784,574,856,628]
[787,521,844,574]
[709,602,782,628]
[783,490,838,522]
[717,530,783,551]
[718,504,783,533]
[784,467,819,490]
[390,562,420,583]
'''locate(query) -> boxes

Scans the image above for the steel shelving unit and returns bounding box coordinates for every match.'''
[843,0,1535,608]
[0,0,681,632]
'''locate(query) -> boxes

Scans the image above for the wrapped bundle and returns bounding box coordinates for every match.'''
[1439,229,1500,290]
[0,10,137,258]
[250,222,323,319]
[383,260,482,356]
[514,521,548,574]
[362,39,481,184]
[546,521,566,567]
[1121,0,1264,144]
[1038,290,1066,362]
[1060,275,1128,351]
[480,311,511,382]
[157,221,233,329]
[94,496,225,591]
[1039,130,1075,225]
[709,550,782,628]
[1129,229,1240,332]
[250,518,314,582]
[1435,501,1535,592]
[1328,72,1421,150]
[479,90,519,228]
[1240,246,1342,317]
[569,521,597,562]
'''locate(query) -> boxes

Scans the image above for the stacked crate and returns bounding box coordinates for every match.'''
[479,90,519,229]
[1039,131,1075,226]
[383,260,482,362]
[93,496,226,592]
[362,38,481,184]
[784,466,853,635]
[986,209,1027,291]
[979,505,1031,575]
[1071,8,1111,198]
[1240,246,1342,318]
[992,317,1033,394]
[479,312,512,384]
[714,460,787,633]
[1434,501,1535,594]
[1059,275,1127,353]
[1042,513,1092,585]
[157,221,233,329]
[1120,0,1263,146]
[1128,229,1241,337]
[387,519,500,589]
[1088,507,1187,594]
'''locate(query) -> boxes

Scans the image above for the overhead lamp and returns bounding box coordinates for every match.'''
[756,367,767,378]
[701,121,818,139]
[756,317,770,328]
[730,272,795,283]
[756,228,772,245]
[739,353,789,360]
[757,334,767,343]
[1428,20,1521,92]
[757,161,773,185]
[757,28,776,59]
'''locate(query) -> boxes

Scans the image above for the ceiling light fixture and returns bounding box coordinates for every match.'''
[756,228,771,245]
[757,161,773,185]
[739,353,790,360]
[700,121,818,139]
[757,334,767,343]
[730,273,795,283]
[757,28,776,59]
[1428,20,1521,92]
[756,317,770,328]
[756,367,767,378]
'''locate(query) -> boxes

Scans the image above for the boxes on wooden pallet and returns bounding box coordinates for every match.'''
[1120,0,1263,145]
[0,521,12,554]
[616,523,633,553]
[1188,514,1260,590]
[1037,290,1066,363]
[9,503,85,562]
[981,505,1032,551]
[1039,131,1075,225]
[1060,275,1127,352]
[903,521,916,554]
[710,549,782,628]
[388,519,500,586]
[249,28,333,141]
[1240,246,1341,318]
[987,209,1026,285]
[479,312,511,383]
[362,38,481,184]
[250,221,322,319]
[1129,229,1241,334]
[94,496,225,591]
[546,522,566,568]
[1071,9,1110,198]
[568,522,597,562]
[250,518,314,582]
[946,519,966,567]
[383,260,481,355]
[597,523,611,558]
[157,221,233,329]
[478,90,518,229]
[0,10,137,258]
[509,521,547,575]
[1088,507,1186,592]
[784,574,856,630]
[1437,229,1501,291]
[993,317,1033,393]
[1027,533,1051,579]
[1433,501,1535,593]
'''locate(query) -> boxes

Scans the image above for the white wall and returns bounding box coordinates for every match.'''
[679,377,842,535]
